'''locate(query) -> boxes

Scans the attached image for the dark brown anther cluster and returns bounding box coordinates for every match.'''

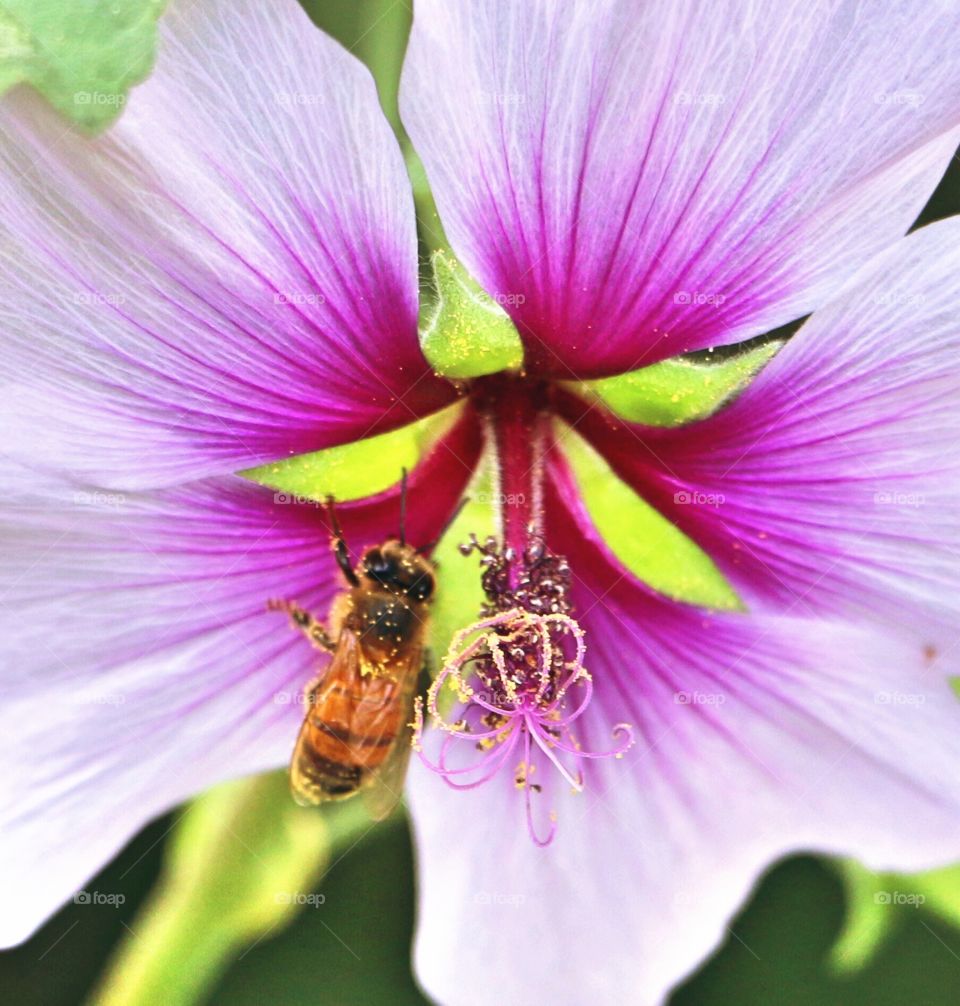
[458,533,573,617]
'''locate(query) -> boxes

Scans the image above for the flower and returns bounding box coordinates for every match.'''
[3,1,960,1005]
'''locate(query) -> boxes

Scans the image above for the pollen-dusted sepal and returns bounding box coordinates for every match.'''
[419,250,525,380]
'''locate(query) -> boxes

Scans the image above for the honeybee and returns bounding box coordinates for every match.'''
[270,472,458,820]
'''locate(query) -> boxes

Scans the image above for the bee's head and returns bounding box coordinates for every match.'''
[360,540,435,602]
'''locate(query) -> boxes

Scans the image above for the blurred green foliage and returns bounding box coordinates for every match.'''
[830,859,960,976]
[7,825,960,1006]
[0,0,164,130]
[86,773,371,1006]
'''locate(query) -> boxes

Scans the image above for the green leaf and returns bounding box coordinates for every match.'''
[0,0,165,132]
[87,772,373,1006]
[240,404,461,504]
[828,860,899,974]
[419,250,524,379]
[570,339,783,427]
[408,148,450,257]
[914,864,960,931]
[558,423,743,610]
[830,858,960,976]
[347,0,409,137]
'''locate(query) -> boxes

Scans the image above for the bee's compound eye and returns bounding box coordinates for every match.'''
[363,547,380,567]
[363,548,396,580]
[409,571,434,601]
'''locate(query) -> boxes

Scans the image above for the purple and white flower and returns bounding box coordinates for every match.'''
[2,1,960,1003]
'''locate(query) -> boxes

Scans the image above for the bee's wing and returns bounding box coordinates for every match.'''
[289,627,364,807]
[359,645,422,823]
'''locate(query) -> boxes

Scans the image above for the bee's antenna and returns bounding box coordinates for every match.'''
[325,495,359,586]
[399,467,408,547]
[418,495,470,555]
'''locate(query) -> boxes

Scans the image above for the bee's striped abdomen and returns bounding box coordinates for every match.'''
[290,673,405,804]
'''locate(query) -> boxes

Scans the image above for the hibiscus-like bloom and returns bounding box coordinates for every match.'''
[3,1,960,1003]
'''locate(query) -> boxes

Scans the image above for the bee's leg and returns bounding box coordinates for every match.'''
[267,599,335,652]
[332,535,360,587]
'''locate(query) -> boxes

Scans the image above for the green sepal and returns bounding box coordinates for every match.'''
[428,460,496,665]
[571,339,783,427]
[240,404,461,504]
